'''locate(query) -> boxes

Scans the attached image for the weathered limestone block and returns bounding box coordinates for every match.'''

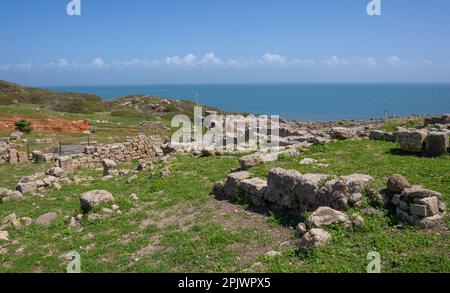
[32,151,45,163]
[35,212,57,227]
[224,171,251,199]
[369,130,385,141]
[80,190,114,213]
[16,182,37,194]
[58,156,74,171]
[295,174,329,211]
[239,154,262,170]
[413,196,440,216]
[8,149,18,164]
[401,186,442,199]
[316,174,373,211]
[306,207,352,228]
[239,178,268,206]
[47,167,67,178]
[299,228,332,251]
[330,127,356,140]
[17,152,29,162]
[425,131,449,156]
[396,130,428,153]
[102,159,118,177]
[387,174,411,194]
[266,168,303,209]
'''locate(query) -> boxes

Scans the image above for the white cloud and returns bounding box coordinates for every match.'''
[357,57,377,67]
[386,56,402,67]
[2,54,446,74]
[92,57,106,68]
[323,56,348,67]
[199,52,223,65]
[261,53,285,64]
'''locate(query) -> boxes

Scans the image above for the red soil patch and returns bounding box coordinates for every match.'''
[0,115,89,133]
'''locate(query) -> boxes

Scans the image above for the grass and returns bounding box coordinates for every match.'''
[1,139,449,273]
[0,98,448,273]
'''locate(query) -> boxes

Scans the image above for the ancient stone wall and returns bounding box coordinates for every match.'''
[62,135,165,169]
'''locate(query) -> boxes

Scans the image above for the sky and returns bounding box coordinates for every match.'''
[1,0,450,86]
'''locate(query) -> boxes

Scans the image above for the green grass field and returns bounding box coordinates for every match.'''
[1,139,449,273]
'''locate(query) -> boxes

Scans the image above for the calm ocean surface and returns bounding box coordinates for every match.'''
[46,84,450,121]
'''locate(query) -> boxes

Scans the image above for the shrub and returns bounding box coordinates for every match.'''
[14,119,33,134]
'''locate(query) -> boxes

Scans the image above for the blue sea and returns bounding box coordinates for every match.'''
[46,84,450,121]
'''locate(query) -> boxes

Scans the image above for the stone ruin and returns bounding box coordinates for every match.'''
[396,129,449,156]
[214,168,374,213]
[212,168,447,250]
[369,114,450,156]
[385,174,447,229]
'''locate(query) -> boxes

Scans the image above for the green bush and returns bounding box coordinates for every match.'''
[14,119,33,134]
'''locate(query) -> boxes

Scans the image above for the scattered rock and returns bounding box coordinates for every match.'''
[351,213,365,227]
[102,159,118,177]
[239,154,262,170]
[330,127,355,140]
[387,174,411,194]
[265,250,281,257]
[16,182,37,194]
[299,228,332,250]
[35,212,57,227]
[127,175,138,183]
[295,223,307,236]
[0,231,9,241]
[80,190,114,213]
[160,168,171,177]
[306,207,351,228]
[300,158,318,165]
[47,167,67,178]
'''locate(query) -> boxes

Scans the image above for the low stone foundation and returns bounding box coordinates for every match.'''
[214,167,373,213]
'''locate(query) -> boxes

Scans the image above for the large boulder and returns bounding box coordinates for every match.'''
[387,174,411,194]
[306,207,352,228]
[299,228,332,251]
[425,132,449,156]
[80,190,114,213]
[396,130,428,153]
[266,168,303,209]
